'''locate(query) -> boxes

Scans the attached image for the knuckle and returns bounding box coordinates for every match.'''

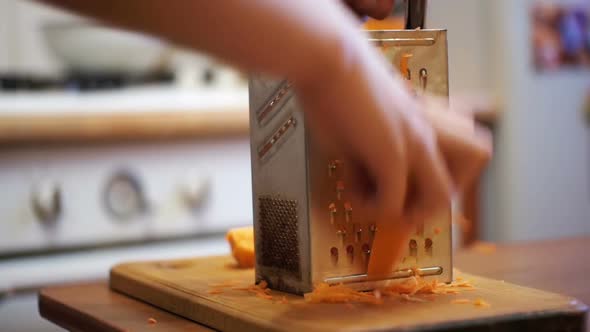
[370,10,389,19]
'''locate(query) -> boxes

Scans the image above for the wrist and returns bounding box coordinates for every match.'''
[289,12,366,92]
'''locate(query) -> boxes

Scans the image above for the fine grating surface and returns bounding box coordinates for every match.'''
[258,196,300,279]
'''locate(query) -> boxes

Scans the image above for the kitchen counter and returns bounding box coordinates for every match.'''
[0,110,249,144]
[38,236,590,331]
[0,87,250,144]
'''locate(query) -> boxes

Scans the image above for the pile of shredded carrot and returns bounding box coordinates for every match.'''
[237,280,274,300]
[451,298,490,308]
[207,275,488,308]
[303,274,479,305]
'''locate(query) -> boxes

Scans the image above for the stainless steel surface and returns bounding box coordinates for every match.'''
[324,266,443,285]
[371,30,449,97]
[103,170,147,221]
[249,77,312,294]
[249,29,451,294]
[31,180,62,225]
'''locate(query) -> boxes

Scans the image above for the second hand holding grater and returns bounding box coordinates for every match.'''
[248,0,452,295]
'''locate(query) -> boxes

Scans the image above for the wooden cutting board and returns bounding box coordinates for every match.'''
[110,256,587,332]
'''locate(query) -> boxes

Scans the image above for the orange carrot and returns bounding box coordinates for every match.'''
[367,220,413,280]
[474,298,490,308]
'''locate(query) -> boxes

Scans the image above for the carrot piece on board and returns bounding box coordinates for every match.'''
[226,226,255,268]
[474,298,490,307]
[451,298,471,304]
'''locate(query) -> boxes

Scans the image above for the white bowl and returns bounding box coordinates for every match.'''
[43,23,169,75]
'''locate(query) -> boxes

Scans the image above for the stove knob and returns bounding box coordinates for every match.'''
[31,181,62,225]
[181,175,211,211]
[103,170,147,221]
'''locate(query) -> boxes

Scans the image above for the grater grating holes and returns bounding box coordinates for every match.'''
[258,196,300,279]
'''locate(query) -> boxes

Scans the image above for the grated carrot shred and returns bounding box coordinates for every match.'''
[208,274,479,306]
[256,292,273,300]
[471,241,497,254]
[474,298,491,308]
[147,317,157,325]
[207,279,278,301]
[209,280,241,288]
[451,298,471,304]
[304,283,384,305]
[400,294,427,303]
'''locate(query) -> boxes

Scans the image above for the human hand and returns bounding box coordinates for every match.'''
[296,48,491,225]
[344,0,396,19]
[293,31,491,276]
[421,96,492,198]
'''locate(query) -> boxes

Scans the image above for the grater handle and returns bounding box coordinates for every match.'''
[404,0,427,29]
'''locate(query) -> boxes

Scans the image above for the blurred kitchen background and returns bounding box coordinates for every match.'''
[0,0,588,330]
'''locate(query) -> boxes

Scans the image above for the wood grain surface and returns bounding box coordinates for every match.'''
[109,256,587,332]
[0,110,249,144]
[39,237,590,332]
[39,282,213,332]
[456,237,590,309]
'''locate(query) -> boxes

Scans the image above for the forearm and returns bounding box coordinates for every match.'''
[40,0,365,86]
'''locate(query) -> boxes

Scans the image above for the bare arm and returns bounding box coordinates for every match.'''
[40,0,426,214]
[40,0,373,87]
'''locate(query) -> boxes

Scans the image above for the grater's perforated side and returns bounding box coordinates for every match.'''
[257,196,301,280]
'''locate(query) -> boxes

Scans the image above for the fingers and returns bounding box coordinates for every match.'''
[344,0,395,20]
[366,110,452,226]
[423,99,493,192]
[438,122,492,191]
[375,160,408,222]
[365,97,491,228]
[404,123,453,223]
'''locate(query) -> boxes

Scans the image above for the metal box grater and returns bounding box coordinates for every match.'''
[248,22,451,295]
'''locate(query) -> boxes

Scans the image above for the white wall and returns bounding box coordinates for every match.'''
[484,0,590,242]
[433,0,590,242]
[428,0,492,95]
